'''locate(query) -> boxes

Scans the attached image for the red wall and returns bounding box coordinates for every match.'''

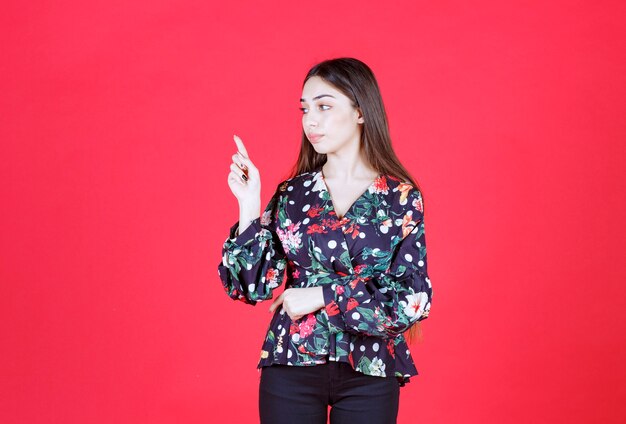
[2,1,624,423]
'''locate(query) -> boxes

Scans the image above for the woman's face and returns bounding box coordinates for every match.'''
[300,76,364,154]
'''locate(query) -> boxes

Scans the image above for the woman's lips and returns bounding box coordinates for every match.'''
[309,134,324,143]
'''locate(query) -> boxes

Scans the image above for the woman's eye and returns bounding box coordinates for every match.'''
[299,105,331,114]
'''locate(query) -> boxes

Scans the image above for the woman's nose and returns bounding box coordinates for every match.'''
[303,112,318,128]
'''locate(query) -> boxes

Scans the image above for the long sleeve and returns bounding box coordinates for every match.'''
[217,182,288,305]
[321,187,432,339]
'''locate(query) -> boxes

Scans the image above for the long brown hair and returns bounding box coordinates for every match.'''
[286,57,426,345]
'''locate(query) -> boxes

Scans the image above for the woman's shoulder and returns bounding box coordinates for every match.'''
[383,175,424,215]
[381,174,422,196]
[275,168,320,193]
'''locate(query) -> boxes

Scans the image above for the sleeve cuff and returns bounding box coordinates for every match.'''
[322,283,337,307]
[227,217,263,246]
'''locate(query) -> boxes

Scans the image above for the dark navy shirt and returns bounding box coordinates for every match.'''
[217,166,433,387]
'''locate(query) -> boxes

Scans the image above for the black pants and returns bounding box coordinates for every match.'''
[259,361,400,424]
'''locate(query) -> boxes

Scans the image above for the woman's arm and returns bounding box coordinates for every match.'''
[321,187,433,339]
[217,182,289,305]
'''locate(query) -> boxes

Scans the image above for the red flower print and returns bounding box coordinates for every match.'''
[325,301,340,316]
[354,264,367,275]
[346,298,359,311]
[293,268,300,279]
[297,344,314,355]
[335,285,345,295]
[372,176,389,193]
[348,351,354,368]
[343,223,361,239]
[306,224,326,234]
[307,204,324,218]
[265,268,278,282]
[299,314,317,338]
[289,323,299,335]
[326,217,346,231]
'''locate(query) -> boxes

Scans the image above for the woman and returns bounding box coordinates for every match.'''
[217,57,433,424]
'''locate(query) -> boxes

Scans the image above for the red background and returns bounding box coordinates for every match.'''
[2,1,625,423]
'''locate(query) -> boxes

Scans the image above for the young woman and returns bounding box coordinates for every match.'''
[217,57,433,424]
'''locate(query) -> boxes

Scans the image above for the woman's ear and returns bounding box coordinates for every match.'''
[356,108,365,124]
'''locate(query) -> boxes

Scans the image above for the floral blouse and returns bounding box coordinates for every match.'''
[217,166,433,387]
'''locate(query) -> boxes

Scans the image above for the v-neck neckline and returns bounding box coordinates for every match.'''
[318,167,382,220]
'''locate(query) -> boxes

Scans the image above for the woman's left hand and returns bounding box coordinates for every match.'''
[268,287,325,321]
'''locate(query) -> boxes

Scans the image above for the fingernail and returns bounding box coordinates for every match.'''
[242,174,248,181]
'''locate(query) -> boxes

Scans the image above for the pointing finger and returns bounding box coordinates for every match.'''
[233,134,249,159]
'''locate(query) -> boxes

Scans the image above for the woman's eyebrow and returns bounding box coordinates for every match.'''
[300,94,336,102]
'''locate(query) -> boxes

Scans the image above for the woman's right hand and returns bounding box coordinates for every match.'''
[228,134,261,207]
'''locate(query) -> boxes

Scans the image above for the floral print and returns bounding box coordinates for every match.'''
[217,166,433,387]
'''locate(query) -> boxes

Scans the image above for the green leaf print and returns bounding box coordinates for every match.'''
[306,271,336,287]
[335,344,349,357]
[308,237,329,270]
[313,334,329,352]
[361,246,388,260]
[394,264,408,277]
[339,248,353,272]
[357,355,372,373]
[355,306,378,322]
[276,195,289,227]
